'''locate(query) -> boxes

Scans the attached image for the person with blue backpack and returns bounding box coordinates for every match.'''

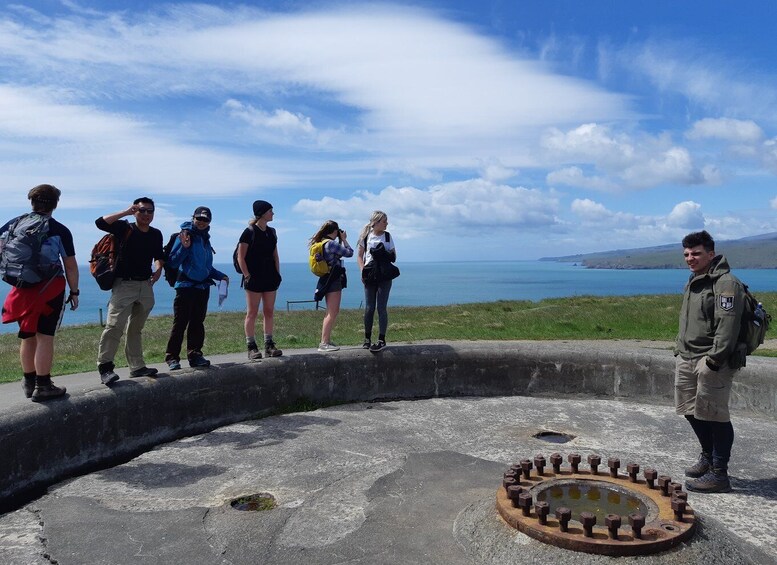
[163,206,229,370]
[0,184,79,401]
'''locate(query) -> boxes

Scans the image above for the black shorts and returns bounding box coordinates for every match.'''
[18,290,65,339]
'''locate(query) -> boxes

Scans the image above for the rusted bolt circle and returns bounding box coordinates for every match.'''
[555,506,572,532]
[587,454,602,474]
[534,455,547,475]
[535,501,550,525]
[605,513,622,539]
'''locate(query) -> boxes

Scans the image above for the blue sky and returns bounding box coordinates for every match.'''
[2,0,777,263]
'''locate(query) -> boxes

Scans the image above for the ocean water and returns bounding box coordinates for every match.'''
[1,261,776,333]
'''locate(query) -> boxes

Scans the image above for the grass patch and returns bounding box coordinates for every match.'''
[2,292,775,383]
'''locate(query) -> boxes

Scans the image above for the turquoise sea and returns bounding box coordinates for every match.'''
[1,261,776,333]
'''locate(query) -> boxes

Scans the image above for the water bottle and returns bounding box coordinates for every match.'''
[754,302,764,327]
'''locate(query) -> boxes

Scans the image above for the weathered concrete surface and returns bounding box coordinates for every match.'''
[1,395,775,564]
[0,341,776,564]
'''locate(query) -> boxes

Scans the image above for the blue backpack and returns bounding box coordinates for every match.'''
[0,213,61,287]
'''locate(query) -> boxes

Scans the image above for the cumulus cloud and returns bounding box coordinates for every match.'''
[666,201,705,229]
[686,118,764,143]
[293,178,561,234]
[546,166,616,191]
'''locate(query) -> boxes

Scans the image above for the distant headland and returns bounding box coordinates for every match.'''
[541,232,777,269]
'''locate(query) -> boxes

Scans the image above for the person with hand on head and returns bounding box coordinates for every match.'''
[356,210,397,352]
[164,206,228,370]
[0,184,79,401]
[310,220,353,352]
[236,200,283,360]
[95,197,164,385]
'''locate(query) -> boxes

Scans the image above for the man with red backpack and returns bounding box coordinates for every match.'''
[0,184,79,401]
[95,198,164,385]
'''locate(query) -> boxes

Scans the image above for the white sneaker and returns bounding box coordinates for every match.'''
[318,342,340,352]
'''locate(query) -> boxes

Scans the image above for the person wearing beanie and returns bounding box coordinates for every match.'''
[235,200,283,359]
[163,206,228,370]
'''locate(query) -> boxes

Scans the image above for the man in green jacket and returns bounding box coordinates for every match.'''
[675,230,744,493]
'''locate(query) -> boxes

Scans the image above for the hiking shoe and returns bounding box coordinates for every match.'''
[369,339,386,353]
[167,359,182,371]
[318,342,340,352]
[23,376,36,398]
[130,366,159,378]
[264,341,283,357]
[32,382,67,402]
[248,346,263,360]
[362,339,371,350]
[100,369,120,385]
[189,355,211,368]
[686,469,732,493]
[685,452,712,478]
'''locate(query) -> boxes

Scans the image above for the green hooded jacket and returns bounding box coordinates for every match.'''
[675,255,745,366]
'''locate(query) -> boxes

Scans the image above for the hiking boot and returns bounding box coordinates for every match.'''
[248,346,263,360]
[318,342,340,352]
[369,339,386,353]
[100,369,120,385]
[189,355,211,368]
[264,341,283,357]
[685,452,712,478]
[31,377,66,402]
[167,359,182,371]
[685,468,731,493]
[362,339,371,350]
[130,366,159,378]
[22,376,36,398]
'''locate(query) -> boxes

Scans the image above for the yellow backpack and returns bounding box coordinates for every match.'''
[309,238,331,276]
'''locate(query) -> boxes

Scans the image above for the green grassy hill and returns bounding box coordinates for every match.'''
[542,233,777,269]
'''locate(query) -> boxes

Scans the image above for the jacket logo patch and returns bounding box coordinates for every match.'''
[719,294,734,311]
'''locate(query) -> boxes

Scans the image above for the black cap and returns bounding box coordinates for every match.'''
[253,200,273,217]
[193,206,212,221]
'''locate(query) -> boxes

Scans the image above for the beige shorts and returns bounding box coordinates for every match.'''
[674,356,736,422]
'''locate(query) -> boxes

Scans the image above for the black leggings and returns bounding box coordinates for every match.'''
[685,415,734,465]
[165,287,209,361]
[363,280,392,338]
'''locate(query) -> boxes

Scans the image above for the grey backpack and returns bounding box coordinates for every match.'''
[0,213,61,287]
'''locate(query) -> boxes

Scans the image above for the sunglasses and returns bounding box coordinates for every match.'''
[194,216,210,223]
[136,208,155,214]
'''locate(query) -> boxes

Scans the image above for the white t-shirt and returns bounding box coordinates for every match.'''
[361,232,396,267]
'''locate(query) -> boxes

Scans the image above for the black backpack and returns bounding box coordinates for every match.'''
[162,233,180,287]
[233,226,276,274]
[1,213,61,287]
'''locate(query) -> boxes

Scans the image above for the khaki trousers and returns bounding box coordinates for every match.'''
[674,356,736,422]
[97,279,155,371]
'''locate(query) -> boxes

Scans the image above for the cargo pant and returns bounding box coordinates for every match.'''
[97,279,155,372]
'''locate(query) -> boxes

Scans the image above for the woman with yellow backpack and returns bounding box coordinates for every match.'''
[309,220,353,351]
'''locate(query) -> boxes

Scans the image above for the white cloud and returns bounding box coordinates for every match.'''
[686,118,764,143]
[546,166,616,191]
[224,99,317,137]
[666,201,705,229]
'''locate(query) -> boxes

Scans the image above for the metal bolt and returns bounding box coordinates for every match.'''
[580,511,596,538]
[605,513,622,540]
[607,457,621,478]
[628,513,645,539]
[535,501,550,525]
[510,464,522,475]
[503,477,517,491]
[657,475,672,497]
[568,453,582,474]
[534,455,547,476]
[668,481,683,494]
[671,498,687,522]
[673,491,688,502]
[507,485,524,507]
[643,468,658,489]
[627,463,640,483]
[555,507,572,532]
[520,459,533,480]
[587,454,601,475]
[550,453,563,474]
[518,492,533,517]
